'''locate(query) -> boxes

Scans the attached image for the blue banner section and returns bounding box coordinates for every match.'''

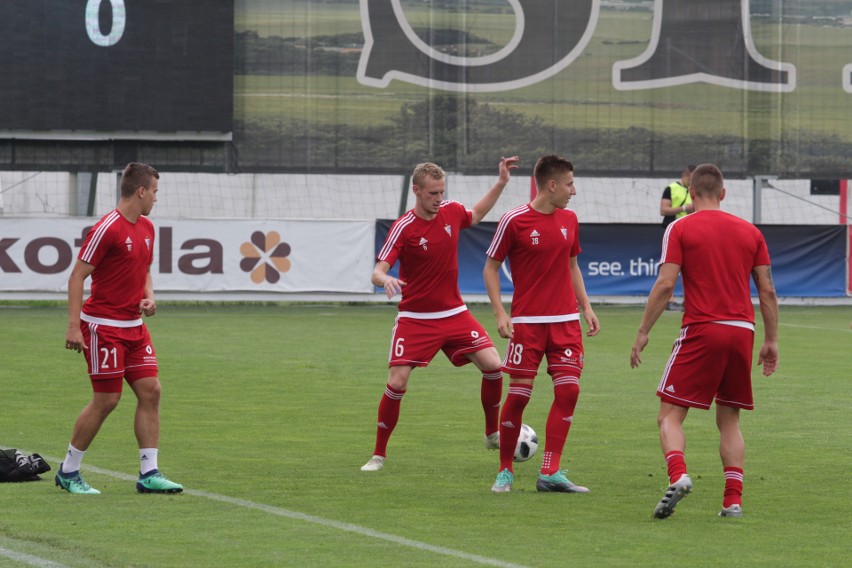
[375,221,848,298]
[758,225,847,297]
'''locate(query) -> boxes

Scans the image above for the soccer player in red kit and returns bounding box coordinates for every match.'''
[630,163,779,519]
[361,157,519,472]
[483,155,600,493]
[58,162,183,495]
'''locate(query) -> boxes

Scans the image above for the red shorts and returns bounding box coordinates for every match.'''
[388,311,494,368]
[501,321,584,379]
[81,322,158,392]
[657,323,755,410]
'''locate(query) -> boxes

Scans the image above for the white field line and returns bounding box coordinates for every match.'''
[0,545,69,568]
[778,322,852,333]
[23,453,529,568]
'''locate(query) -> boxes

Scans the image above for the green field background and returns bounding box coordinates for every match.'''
[1,302,850,566]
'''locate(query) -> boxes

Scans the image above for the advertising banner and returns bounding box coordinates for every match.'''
[757,225,848,298]
[234,2,851,177]
[376,220,848,298]
[0,218,374,293]
[3,2,851,176]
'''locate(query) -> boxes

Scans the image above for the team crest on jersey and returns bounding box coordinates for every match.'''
[560,227,567,240]
[125,236,133,251]
[444,224,452,237]
[145,237,151,250]
[419,237,428,250]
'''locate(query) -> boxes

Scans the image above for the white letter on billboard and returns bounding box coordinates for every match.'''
[85,0,126,47]
[357,0,600,93]
[613,0,795,92]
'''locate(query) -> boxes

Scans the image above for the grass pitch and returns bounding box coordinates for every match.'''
[0,302,850,567]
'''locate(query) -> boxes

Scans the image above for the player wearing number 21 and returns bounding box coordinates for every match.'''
[360,156,519,472]
[484,155,600,494]
[57,162,183,495]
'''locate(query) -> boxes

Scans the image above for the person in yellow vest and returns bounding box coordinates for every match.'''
[660,165,696,310]
[660,165,696,228]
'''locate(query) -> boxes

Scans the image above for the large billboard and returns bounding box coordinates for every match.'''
[231,0,852,177]
[2,1,851,176]
[0,0,233,140]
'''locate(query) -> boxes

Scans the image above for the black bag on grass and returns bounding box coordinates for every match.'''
[0,448,51,482]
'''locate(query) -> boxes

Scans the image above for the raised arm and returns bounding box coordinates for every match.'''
[470,156,519,225]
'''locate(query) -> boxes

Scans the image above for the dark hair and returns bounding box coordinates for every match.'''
[534,155,574,188]
[690,163,724,198]
[120,162,159,198]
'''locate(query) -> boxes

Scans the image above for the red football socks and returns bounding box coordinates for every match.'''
[498,382,532,471]
[372,384,405,457]
[480,370,503,436]
[541,376,579,475]
[723,466,744,508]
[665,450,688,483]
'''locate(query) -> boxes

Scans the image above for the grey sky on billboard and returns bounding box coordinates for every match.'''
[357,0,802,94]
[613,0,795,92]
[356,0,600,92]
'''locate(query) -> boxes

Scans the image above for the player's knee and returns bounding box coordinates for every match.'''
[129,376,162,405]
[551,374,580,399]
[479,347,502,370]
[504,380,533,410]
[91,392,122,415]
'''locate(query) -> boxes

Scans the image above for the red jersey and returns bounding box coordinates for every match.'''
[79,210,155,322]
[662,210,770,326]
[377,201,471,314]
[487,204,581,319]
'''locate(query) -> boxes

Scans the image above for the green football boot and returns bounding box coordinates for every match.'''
[136,469,184,494]
[55,464,101,495]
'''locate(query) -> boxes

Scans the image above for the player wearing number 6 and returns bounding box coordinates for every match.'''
[483,155,599,493]
[58,162,183,495]
[360,157,519,472]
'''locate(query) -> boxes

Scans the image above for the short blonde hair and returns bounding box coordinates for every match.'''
[412,162,445,188]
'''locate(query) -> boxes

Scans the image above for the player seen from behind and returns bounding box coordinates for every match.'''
[630,163,779,519]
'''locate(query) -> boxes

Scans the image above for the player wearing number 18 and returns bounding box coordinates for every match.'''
[360,157,519,472]
[484,155,599,494]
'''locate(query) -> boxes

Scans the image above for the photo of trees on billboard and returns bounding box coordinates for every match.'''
[232,0,852,177]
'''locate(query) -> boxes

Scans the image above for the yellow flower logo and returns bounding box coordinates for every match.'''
[240,231,291,284]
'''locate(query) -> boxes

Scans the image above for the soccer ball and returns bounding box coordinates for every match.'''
[513,424,539,462]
